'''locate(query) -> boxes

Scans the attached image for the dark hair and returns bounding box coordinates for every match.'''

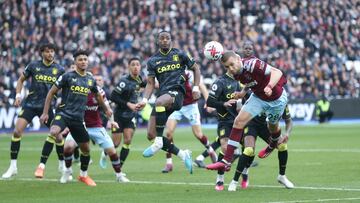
[221,51,237,63]
[39,43,58,53]
[157,30,171,39]
[128,57,141,65]
[73,49,89,59]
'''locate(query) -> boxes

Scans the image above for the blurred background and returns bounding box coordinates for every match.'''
[0,0,359,131]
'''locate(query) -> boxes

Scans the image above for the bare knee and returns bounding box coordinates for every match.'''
[13,128,23,138]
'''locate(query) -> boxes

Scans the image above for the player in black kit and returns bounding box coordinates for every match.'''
[206,69,243,191]
[136,31,201,174]
[99,57,146,176]
[40,49,112,186]
[2,43,65,179]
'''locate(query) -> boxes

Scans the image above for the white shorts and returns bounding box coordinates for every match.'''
[168,103,201,126]
[66,127,114,149]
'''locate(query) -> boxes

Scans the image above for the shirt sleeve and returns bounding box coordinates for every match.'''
[23,63,33,79]
[180,51,196,70]
[249,59,270,76]
[54,73,67,89]
[207,80,225,108]
[147,60,155,77]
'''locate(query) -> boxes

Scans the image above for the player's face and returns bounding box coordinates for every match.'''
[242,43,254,58]
[158,32,171,50]
[75,55,88,71]
[222,55,243,75]
[94,76,104,87]
[129,60,141,77]
[42,47,55,62]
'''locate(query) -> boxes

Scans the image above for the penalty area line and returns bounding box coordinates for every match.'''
[267,197,360,203]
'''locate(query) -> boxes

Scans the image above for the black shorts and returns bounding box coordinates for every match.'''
[112,117,136,133]
[18,107,54,128]
[244,124,271,144]
[51,114,89,144]
[156,89,185,114]
[217,122,233,139]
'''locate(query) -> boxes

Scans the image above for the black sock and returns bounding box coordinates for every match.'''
[155,106,167,137]
[64,151,73,168]
[74,147,80,160]
[233,154,252,181]
[217,152,224,175]
[80,154,90,172]
[119,145,130,166]
[56,141,64,161]
[202,139,221,158]
[246,156,255,168]
[278,150,288,175]
[10,137,21,160]
[40,139,54,164]
[162,136,180,155]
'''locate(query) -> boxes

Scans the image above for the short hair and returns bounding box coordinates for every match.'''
[157,30,171,39]
[73,49,89,59]
[221,51,237,63]
[128,57,141,65]
[39,43,58,53]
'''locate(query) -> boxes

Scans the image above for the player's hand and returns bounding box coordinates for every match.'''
[264,86,272,97]
[40,113,49,124]
[135,101,146,111]
[105,108,113,118]
[223,99,237,107]
[111,121,119,129]
[127,102,137,112]
[279,134,289,144]
[13,97,21,107]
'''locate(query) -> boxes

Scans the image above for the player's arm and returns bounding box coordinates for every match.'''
[40,85,60,124]
[191,63,201,100]
[264,65,283,96]
[13,73,27,107]
[135,76,155,111]
[95,92,112,119]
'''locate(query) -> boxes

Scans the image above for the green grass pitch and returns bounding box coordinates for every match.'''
[0,124,359,203]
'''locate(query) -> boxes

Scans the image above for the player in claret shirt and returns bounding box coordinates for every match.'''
[207,50,288,172]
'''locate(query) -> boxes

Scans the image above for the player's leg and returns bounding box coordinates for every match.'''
[99,127,122,169]
[143,92,192,174]
[2,110,30,178]
[162,117,178,173]
[229,134,256,191]
[36,109,64,178]
[195,137,221,167]
[207,94,262,171]
[215,137,228,191]
[60,133,77,183]
[120,125,135,168]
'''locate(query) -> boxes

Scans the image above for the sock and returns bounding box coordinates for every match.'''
[278,150,288,175]
[80,153,90,172]
[10,159,17,168]
[40,136,55,164]
[202,139,221,158]
[270,129,281,148]
[10,136,21,160]
[198,135,209,147]
[166,158,172,164]
[163,136,180,155]
[38,163,45,169]
[223,128,243,162]
[196,154,205,161]
[80,170,87,177]
[56,140,64,161]
[233,154,253,181]
[119,144,130,166]
[216,174,224,183]
[109,153,121,173]
[64,151,73,168]
[217,152,225,175]
[74,147,80,160]
[166,152,172,159]
[155,106,167,137]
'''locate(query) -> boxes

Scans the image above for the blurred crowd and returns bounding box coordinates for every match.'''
[0,0,359,107]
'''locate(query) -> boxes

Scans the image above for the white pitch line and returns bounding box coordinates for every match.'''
[267,197,360,203]
[1,178,360,192]
[2,147,360,153]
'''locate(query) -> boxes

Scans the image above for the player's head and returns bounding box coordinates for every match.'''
[241,41,254,58]
[128,57,141,77]
[94,75,104,88]
[39,43,57,63]
[221,51,243,75]
[73,49,89,71]
[157,30,172,52]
